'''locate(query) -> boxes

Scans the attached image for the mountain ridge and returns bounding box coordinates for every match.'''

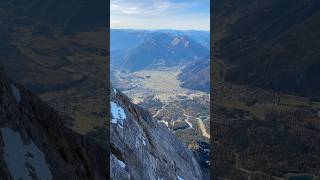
[120,33,208,72]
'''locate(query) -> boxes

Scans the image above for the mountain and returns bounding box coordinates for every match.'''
[110,29,209,69]
[179,56,210,92]
[214,0,320,99]
[155,30,210,49]
[110,87,205,179]
[121,33,209,72]
[0,65,108,179]
[110,29,209,52]
[110,29,152,52]
[212,0,320,178]
[0,0,108,34]
[110,30,152,67]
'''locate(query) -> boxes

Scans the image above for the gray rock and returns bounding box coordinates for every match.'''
[0,65,108,179]
[110,87,205,180]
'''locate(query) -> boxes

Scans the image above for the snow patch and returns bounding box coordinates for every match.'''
[10,84,21,103]
[111,101,126,128]
[159,120,168,127]
[116,158,126,169]
[186,119,193,128]
[113,88,117,94]
[171,37,181,46]
[177,176,184,180]
[135,136,147,149]
[0,128,52,180]
[142,137,146,146]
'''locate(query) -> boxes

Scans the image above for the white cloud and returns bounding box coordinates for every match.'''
[110,0,210,30]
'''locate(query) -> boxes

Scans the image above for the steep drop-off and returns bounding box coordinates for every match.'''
[0,65,108,179]
[110,87,205,180]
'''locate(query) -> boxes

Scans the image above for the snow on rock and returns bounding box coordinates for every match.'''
[117,158,126,169]
[186,119,193,129]
[159,120,169,127]
[111,101,126,128]
[177,176,184,180]
[113,88,117,94]
[135,135,147,149]
[10,84,21,103]
[142,136,147,146]
[0,127,52,180]
[171,37,181,46]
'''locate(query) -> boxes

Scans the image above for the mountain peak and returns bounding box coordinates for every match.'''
[121,33,208,72]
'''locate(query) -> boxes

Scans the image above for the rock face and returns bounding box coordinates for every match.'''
[110,88,205,180]
[0,65,108,179]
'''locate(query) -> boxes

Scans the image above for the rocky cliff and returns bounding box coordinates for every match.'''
[110,87,205,180]
[0,65,108,179]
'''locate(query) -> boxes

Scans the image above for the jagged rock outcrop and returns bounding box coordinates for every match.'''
[0,65,108,179]
[110,88,205,180]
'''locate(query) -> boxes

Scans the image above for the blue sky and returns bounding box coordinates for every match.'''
[111,0,210,30]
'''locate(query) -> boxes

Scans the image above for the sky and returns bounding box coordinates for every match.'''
[111,0,210,31]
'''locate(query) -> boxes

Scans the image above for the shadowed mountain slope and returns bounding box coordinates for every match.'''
[214,0,320,99]
[0,65,108,179]
[179,56,210,92]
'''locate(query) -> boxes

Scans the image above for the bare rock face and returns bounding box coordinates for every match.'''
[0,65,108,179]
[110,88,204,180]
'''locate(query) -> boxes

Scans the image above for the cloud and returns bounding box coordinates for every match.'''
[110,0,210,30]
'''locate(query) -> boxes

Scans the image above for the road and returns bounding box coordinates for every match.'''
[197,117,210,139]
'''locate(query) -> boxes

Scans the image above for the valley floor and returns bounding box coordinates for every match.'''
[111,67,210,145]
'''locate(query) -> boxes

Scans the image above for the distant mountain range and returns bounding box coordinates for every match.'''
[214,0,320,99]
[111,29,209,51]
[122,33,208,72]
[111,29,209,72]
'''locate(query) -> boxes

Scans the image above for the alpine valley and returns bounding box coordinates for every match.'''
[212,0,320,179]
[110,29,211,179]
